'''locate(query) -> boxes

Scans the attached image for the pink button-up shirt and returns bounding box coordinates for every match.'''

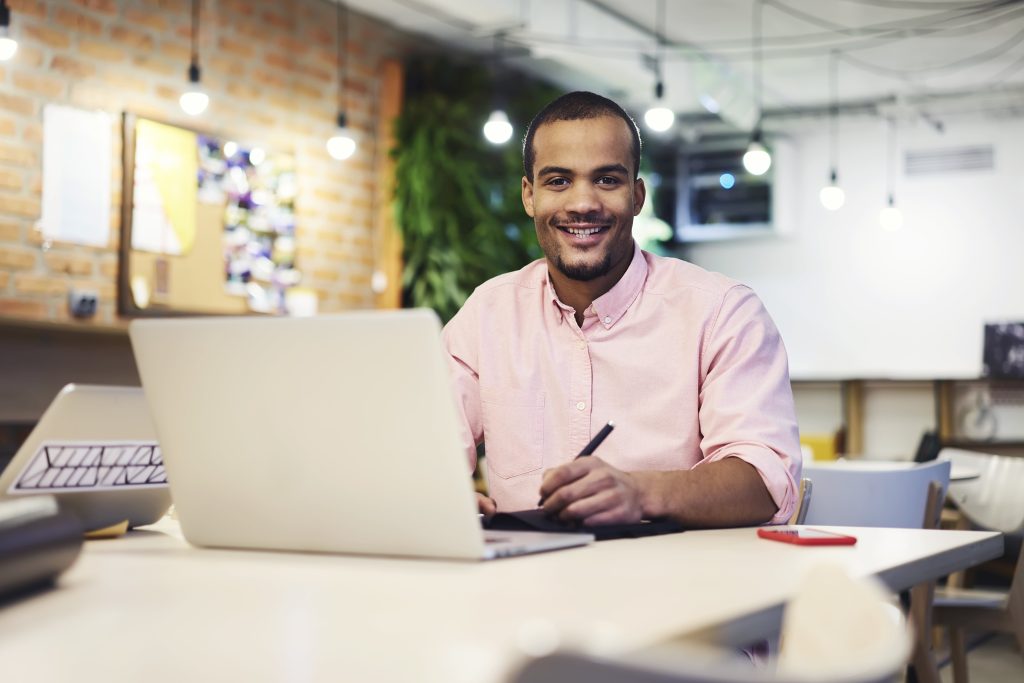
[442,244,802,523]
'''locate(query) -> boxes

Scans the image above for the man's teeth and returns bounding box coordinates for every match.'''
[567,227,602,236]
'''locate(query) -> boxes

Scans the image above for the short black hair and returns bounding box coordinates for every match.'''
[522,91,642,181]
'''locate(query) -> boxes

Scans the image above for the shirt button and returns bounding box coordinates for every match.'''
[576,401,586,411]
[603,316,611,324]
[577,341,586,350]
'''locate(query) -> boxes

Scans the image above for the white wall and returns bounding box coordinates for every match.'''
[685,116,1024,380]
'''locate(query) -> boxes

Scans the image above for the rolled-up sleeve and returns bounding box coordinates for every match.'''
[697,285,802,523]
[441,300,484,473]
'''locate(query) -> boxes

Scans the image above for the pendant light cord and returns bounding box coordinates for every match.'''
[753,0,763,122]
[336,1,347,117]
[190,0,199,67]
[829,49,839,176]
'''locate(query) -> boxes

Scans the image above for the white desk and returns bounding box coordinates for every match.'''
[0,520,1002,683]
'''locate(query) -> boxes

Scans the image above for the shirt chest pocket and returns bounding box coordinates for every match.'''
[480,386,545,479]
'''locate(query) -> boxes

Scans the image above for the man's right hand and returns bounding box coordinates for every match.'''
[476,492,497,519]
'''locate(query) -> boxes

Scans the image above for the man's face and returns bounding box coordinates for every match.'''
[522,116,645,283]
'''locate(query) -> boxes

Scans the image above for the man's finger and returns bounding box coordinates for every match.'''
[538,458,596,502]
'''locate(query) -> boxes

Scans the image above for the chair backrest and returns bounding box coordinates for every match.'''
[788,477,813,525]
[938,448,1024,533]
[801,459,951,528]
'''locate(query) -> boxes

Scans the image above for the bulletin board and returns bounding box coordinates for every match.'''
[118,114,300,316]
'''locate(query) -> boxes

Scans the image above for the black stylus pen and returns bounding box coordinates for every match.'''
[538,421,615,506]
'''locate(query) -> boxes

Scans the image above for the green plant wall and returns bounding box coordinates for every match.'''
[392,58,560,322]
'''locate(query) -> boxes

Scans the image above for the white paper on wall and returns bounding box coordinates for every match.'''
[39,104,113,248]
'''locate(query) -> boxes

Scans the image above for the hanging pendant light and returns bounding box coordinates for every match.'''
[819,51,845,211]
[878,117,903,230]
[482,32,514,146]
[643,1,674,133]
[179,0,208,116]
[327,1,357,160]
[0,1,18,61]
[743,0,771,176]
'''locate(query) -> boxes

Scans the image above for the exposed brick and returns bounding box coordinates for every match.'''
[0,219,21,241]
[0,91,36,117]
[0,144,35,166]
[13,71,68,100]
[50,55,98,79]
[6,0,47,19]
[22,122,42,144]
[0,271,7,288]
[265,52,293,71]
[154,84,178,102]
[45,253,94,276]
[218,35,255,59]
[0,193,39,218]
[99,260,117,278]
[14,274,68,296]
[51,6,105,35]
[159,41,190,64]
[21,22,73,50]
[9,44,44,68]
[123,7,169,32]
[78,39,126,62]
[110,25,155,52]
[131,54,178,77]
[72,0,118,14]
[0,298,47,318]
[0,117,15,136]
[0,169,23,191]
[103,72,149,93]
[262,9,292,30]
[0,246,36,269]
[220,0,255,17]
[313,268,340,283]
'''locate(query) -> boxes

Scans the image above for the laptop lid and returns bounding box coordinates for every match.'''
[130,309,525,560]
[0,384,171,531]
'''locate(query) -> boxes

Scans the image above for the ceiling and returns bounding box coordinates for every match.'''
[342,0,1024,135]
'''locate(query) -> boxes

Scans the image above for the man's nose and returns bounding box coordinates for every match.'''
[565,183,601,215]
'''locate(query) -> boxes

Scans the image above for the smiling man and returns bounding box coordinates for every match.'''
[443,91,801,528]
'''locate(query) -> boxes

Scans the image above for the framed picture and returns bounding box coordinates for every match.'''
[118,114,300,316]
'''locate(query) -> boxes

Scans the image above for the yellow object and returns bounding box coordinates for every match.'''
[800,433,838,461]
[84,520,130,539]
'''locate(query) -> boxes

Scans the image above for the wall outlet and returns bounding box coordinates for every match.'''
[68,289,98,318]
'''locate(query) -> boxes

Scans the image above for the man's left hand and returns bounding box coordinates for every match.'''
[538,457,643,525]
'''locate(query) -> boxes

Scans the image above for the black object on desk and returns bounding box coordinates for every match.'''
[0,496,84,601]
[485,508,684,541]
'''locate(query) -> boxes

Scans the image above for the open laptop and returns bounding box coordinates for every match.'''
[128,309,592,560]
[0,384,171,531]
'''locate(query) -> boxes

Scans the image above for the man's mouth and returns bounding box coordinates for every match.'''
[557,224,609,237]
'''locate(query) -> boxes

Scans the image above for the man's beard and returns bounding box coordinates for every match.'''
[553,250,614,282]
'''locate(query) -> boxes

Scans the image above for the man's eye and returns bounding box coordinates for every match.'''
[596,176,621,185]
[546,177,569,187]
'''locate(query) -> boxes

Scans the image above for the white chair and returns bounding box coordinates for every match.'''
[933,448,1024,683]
[509,564,912,683]
[800,459,951,528]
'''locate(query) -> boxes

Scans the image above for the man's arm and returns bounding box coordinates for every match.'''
[541,284,801,527]
[539,457,776,527]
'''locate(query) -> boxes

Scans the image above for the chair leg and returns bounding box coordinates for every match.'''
[949,627,969,683]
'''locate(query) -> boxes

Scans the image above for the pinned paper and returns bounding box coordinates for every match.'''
[9,441,167,494]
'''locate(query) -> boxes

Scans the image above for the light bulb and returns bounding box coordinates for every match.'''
[327,130,357,160]
[819,184,845,211]
[644,106,674,132]
[483,110,513,145]
[743,141,772,176]
[879,204,903,231]
[179,89,209,116]
[0,33,17,61]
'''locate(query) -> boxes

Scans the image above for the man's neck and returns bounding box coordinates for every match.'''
[548,256,632,327]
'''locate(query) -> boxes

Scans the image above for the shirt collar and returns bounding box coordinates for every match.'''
[591,243,647,329]
[544,242,648,328]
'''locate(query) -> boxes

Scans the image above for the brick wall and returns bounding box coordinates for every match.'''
[0,0,412,326]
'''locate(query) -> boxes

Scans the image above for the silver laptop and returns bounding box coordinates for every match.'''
[128,309,592,560]
[0,384,171,531]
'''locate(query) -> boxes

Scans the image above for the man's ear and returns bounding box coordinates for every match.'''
[633,177,647,216]
[521,176,535,218]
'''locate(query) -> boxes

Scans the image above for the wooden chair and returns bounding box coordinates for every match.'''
[932,448,1024,683]
[787,477,813,525]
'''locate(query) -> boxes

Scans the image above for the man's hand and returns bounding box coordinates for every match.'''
[538,457,643,525]
[476,492,497,519]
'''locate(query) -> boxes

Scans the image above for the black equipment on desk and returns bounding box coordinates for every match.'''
[0,495,83,601]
